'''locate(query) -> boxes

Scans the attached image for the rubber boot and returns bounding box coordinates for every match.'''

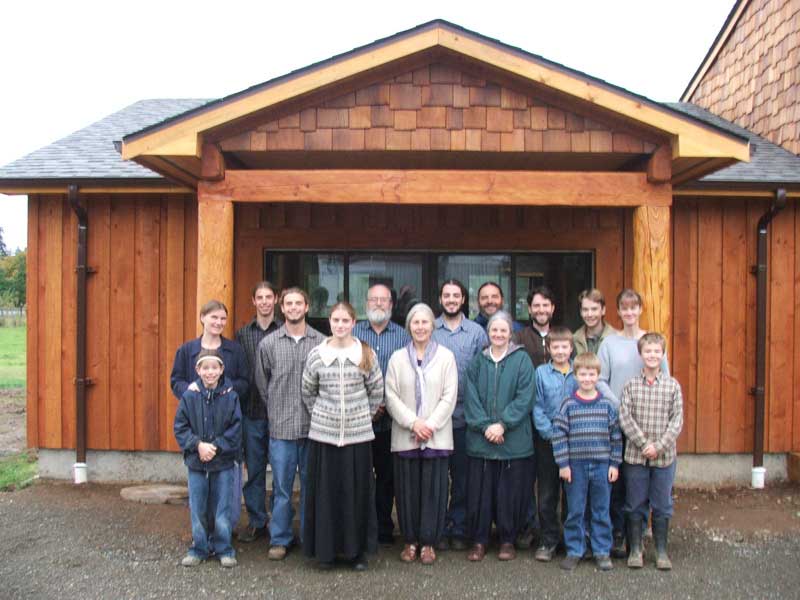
[626,516,644,568]
[652,517,672,570]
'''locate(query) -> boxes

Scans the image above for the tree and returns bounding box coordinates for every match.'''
[0,250,25,307]
[0,227,7,257]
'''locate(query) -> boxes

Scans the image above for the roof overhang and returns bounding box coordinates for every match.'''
[122,20,750,183]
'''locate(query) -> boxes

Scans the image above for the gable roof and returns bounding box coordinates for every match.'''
[681,0,750,102]
[668,102,800,187]
[0,99,209,187]
[121,20,749,173]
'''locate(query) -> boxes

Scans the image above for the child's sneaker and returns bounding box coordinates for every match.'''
[560,555,580,571]
[595,555,613,571]
[219,555,237,568]
[181,554,202,567]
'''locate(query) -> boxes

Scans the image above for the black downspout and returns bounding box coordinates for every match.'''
[751,188,787,470]
[68,185,91,470]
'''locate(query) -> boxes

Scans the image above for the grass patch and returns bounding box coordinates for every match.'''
[0,451,37,491]
[0,326,25,388]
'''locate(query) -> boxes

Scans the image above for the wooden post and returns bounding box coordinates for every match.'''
[196,190,234,338]
[632,204,672,343]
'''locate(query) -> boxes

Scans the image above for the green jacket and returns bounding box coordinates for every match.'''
[464,343,535,460]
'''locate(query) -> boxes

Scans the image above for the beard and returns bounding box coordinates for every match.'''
[367,307,390,325]
[285,314,305,325]
[442,305,463,318]
[532,314,551,327]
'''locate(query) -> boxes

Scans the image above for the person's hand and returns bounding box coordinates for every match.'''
[608,466,619,483]
[373,405,386,421]
[198,442,217,462]
[485,423,505,445]
[642,443,658,460]
[412,419,433,442]
[188,381,200,392]
[559,466,571,483]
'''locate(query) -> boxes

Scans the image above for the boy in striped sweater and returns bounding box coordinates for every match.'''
[552,352,622,572]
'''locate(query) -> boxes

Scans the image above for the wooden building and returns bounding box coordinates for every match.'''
[2,21,800,484]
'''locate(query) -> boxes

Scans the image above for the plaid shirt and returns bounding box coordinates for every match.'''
[619,370,684,467]
[236,317,281,420]
[255,324,324,440]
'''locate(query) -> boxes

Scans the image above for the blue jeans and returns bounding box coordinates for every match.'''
[188,466,235,559]
[268,438,308,547]
[624,461,676,521]
[563,460,612,558]
[445,427,467,538]
[242,416,270,529]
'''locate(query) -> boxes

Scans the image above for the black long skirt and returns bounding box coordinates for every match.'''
[393,455,449,546]
[466,455,534,545]
[303,440,378,562]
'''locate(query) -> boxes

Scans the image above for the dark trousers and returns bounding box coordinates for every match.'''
[445,427,467,539]
[372,429,395,538]
[394,455,449,546]
[624,461,676,521]
[242,416,269,530]
[610,436,628,536]
[535,432,563,547]
[467,456,534,545]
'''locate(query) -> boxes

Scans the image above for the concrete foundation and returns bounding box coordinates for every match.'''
[38,449,788,489]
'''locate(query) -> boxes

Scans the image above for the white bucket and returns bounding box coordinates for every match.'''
[73,462,88,484]
[751,466,766,489]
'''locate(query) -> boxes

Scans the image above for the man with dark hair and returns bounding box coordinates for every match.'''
[353,283,410,545]
[432,279,488,551]
[235,281,282,542]
[475,281,524,332]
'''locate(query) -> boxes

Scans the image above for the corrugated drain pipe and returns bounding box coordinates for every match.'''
[68,184,92,484]
[750,187,787,489]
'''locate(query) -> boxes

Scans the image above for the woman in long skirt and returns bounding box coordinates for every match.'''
[301,302,384,570]
[464,310,535,561]
[385,303,458,565]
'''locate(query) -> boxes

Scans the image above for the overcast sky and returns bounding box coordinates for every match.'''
[0,0,735,252]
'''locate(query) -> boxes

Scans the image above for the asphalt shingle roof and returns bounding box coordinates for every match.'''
[0,99,211,181]
[667,102,800,185]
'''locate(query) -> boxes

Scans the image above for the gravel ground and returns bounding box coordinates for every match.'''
[1,481,799,600]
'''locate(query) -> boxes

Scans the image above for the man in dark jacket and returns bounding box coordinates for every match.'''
[174,349,242,568]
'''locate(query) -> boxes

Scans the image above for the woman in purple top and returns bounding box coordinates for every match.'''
[385,303,458,566]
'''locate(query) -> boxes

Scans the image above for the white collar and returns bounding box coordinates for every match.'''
[318,338,362,367]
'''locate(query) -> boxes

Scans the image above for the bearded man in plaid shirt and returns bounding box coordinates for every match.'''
[619,332,683,572]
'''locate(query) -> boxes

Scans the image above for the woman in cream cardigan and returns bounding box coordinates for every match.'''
[385,303,458,565]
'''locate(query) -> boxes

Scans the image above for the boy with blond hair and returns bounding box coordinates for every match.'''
[619,332,683,570]
[552,352,622,571]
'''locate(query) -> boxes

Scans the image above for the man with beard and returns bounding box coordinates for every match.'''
[256,287,324,560]
[432,279,488,550]
[512,285,557,551]
[236,281,282,543]
[573,288,619,356]
[353,283,410,545]
[474,281,524,332]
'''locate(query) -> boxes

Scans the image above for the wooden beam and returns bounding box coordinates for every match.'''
[647,145,672,183]
[200,169,672,207]
[196,193,234,338]
[632,203,672,344]
[201,142,225,181]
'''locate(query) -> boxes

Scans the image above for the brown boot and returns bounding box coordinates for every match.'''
[467,543,486,561]
[400,543,418,562]
[420,545,436,565]
[498,543,516,561]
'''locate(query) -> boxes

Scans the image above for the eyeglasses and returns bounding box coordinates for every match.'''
[367,297,391,304]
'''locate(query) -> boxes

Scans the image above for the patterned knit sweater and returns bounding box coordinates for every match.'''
[301,339,384,447]
[552,391,623,468]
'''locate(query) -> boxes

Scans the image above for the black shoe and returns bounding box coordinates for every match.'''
[610,532,627,559]
[238,526,267,543]
[436,537,451,551]
[560,555,580,571]
[516,526,536,550]
[352,556,368,571]
[450,537,468,551]
[378,533,395,546]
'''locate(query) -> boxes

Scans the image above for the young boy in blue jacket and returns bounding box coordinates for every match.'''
[532,326,578,561]
[174,349,242,568]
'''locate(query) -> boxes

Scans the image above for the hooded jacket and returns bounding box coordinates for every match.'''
[173,377,242,472]
[464,343,536,460]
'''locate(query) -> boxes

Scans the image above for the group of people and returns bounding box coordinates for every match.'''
[170,278,683,574]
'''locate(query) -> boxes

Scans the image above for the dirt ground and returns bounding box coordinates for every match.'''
[0,388,25,456]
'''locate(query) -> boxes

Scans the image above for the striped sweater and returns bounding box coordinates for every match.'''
[301,339,384,447]
[552,391,622,468]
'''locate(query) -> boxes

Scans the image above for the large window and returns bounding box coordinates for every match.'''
[265,251,592,334]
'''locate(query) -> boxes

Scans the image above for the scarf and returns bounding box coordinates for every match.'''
[406,340,438,416]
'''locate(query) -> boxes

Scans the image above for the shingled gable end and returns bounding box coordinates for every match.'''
[2,19,800,485]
